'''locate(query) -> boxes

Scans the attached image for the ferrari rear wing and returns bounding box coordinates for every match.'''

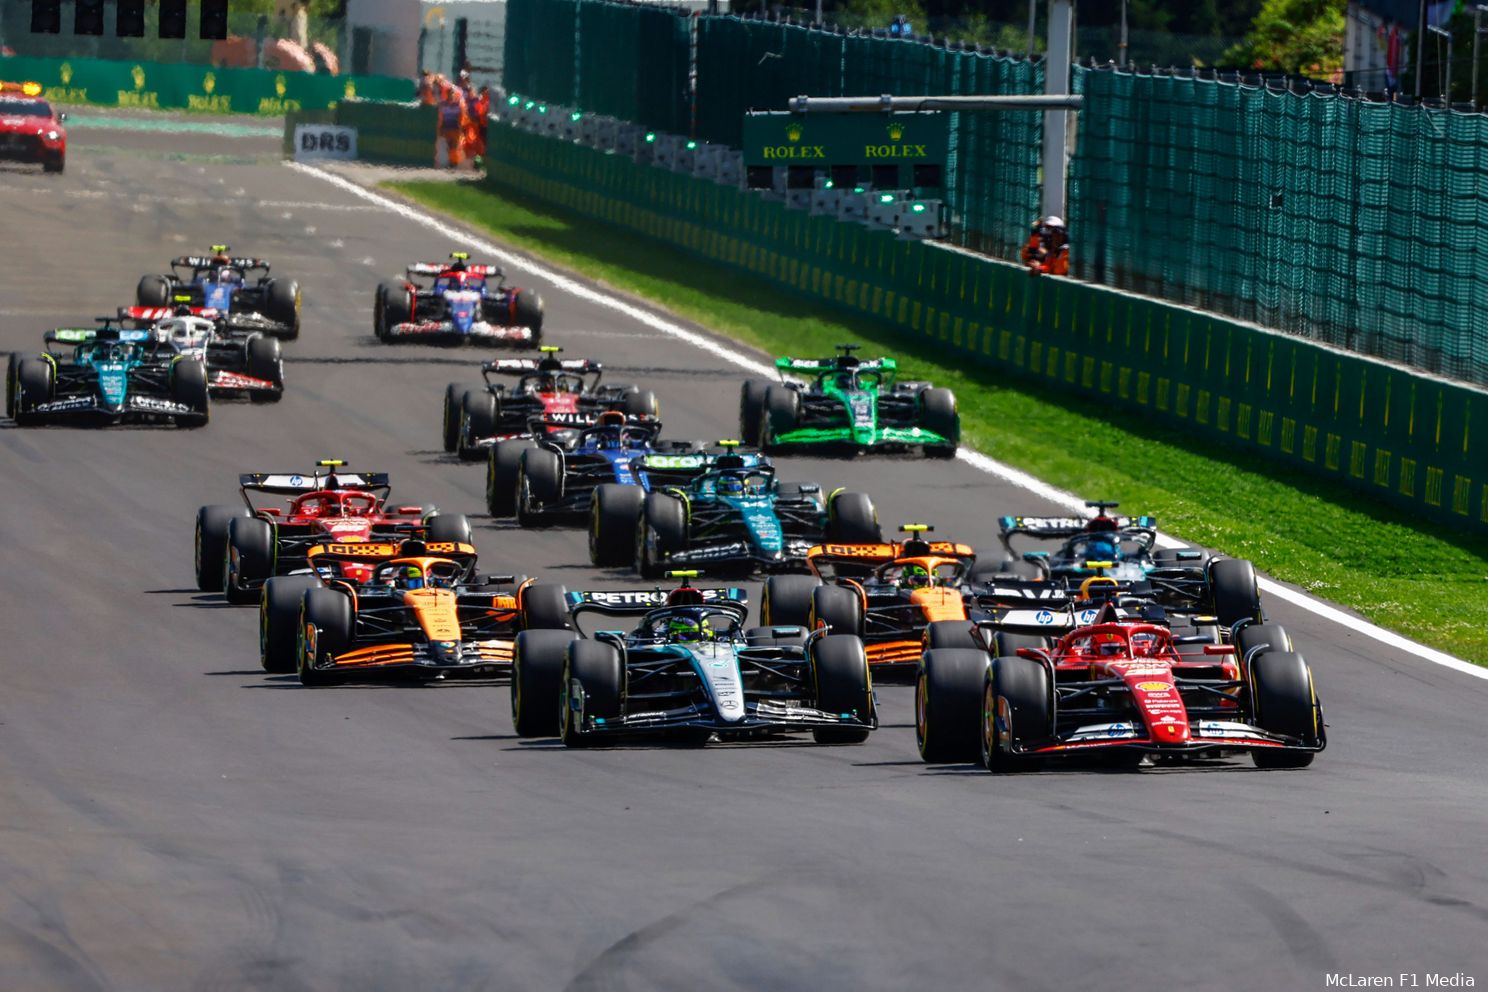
[238,461,391,497]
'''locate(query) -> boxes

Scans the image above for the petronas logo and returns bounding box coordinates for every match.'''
[786,122,804,143]
[60,62,73,85]
[131,64,146,90]
[275,74,287,97]
[203,72,216,94]
[887,122,904,141]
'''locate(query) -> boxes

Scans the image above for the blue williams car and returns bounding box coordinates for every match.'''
[7,325,209,428]
[136,246,301,340]
[508,576,877,747]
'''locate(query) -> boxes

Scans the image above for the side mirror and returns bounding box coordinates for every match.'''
[1203,644,1236,655]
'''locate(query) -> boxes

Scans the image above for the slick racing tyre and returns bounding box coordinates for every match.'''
[442,382,472,453]
[375,281,405,341]
[810,635,874,744]
[424,512,473,546]
[635,492,687,579]
[1249,651,1321,768]
[12,357,54,425]
[739,379,770,447]
[825,491,882,544]
[809,584,864,638]
[916,648,989,763]
[761,574,821,628]
[520,582,573,631]
[195,504,252,592]
[919,387,959,458]
[622,388,658,419]
[261,575,323,673]
[1209,557,1262,629]
[298,588,351,686]
[511,289,544,337]
[516,448,563,527]
[265,278,301,340]
[170,359,210,428]
[981,656,1052,773]
[761,385,800,451]
[512,630,571,737]
[224,516,274,604]
[136,274,172,307]
[589,484,645,567]
[246,335,283,404]
[561,640,624,748]
[924,619,979,652]
[458,390,499,461]
[486,439,533,517]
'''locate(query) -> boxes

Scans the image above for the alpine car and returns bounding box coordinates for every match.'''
[509,572,877,746]
[136,246,301,339]
[0,80,66,173]
[982,501,1264,628]
[758,524,979,673]
[629,450,883,577]
[122,308,284,402]
[261,539,572,685]
[192,460,472,604]
[740,344,959,457]
[7,325,209,427]
[914,596,1324,770]
[375,252,543,346]
[443,346,658,460]
[490,413,725,532]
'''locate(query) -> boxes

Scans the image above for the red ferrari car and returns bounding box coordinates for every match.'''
[0,81,66,173]
[916,598,1325,771]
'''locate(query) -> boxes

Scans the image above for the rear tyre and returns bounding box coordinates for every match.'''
[982,656,1052,773]
[261,575,323,673]
[826,491,881,544]
[621,389,658,419]
[521,582,573,630]
[809,584,864,638]
[810,634,873,744]
[246,335,283,403]
[1234,622,1292,665]
[136,274,172,307]
[458,390,499,461]
[224,516,274,604]
[516,448,563,527]
[265,278,301,340]
[511,289,544,336]
[636,492,687,579]
[739,380,770,447]
[916,648,989,762]
[925,619,979,651]
[589,484,645,567]
[171,359,210,428]
[760,574,821,627]
[1250,651,1320,768]
[195,504,251,592]
[919,387,960,458]
[991,631,1051,657]
[486,439,533,517]
[378,281,412,340]
[512,629,571,736]
[425,512,473,546]
[441,382,468,452]
[561,640,624,747]
[298,588,351,686]
[1210,557,1262,629]
[375,280,404,341]
[5,353,17,420]
[12,357,53,425]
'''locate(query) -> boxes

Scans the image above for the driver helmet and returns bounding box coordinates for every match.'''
[399,565,425,590]
[900,563,932,590]
[716,475,744,497]
[216,267,243,285]
[595,411,626,449]
[668,614,713,642]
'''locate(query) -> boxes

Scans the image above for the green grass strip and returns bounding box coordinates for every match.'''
[388,177,1488,666]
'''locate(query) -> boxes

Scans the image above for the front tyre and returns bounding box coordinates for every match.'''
[981,656,1052,773]
[224,516,274,604]
[1249,651,1321,768]
[636,492,687,579]
[512,629,571,737]
[298,588,352,686]
[589,484,645,567]
[916,648,989,763]
[810,634,873,744]
[195,504,252,592]
[561,640,624,747]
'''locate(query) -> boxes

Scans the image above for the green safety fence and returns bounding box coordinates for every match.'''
[502,0,577,108]
[1070,66,1488,388]
[482,121,1488,531]
[282,102,437,167]
[2,54,411,114]
[573,0,690,135]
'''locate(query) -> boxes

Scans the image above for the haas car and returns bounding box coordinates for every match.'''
[510,573,877,747]
[193,460,472,604]
[262,539,572,685]
[740,344,959,457]
[0,80,66,173]
[122,309,284,402]
[442,346,658,460]
[915,595,1325,771]
[7,325,208,427]
[375,252,543,346]
[136,246,300,340]
[760,524,982,674]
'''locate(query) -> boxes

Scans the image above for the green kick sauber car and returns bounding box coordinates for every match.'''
[738,344,960,458]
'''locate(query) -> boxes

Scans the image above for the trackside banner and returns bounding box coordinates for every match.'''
[0,54,411,114]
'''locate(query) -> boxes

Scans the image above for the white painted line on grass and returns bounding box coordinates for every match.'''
[290,160,1486,682]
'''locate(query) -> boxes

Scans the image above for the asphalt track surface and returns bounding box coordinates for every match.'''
[1,125,1485,992]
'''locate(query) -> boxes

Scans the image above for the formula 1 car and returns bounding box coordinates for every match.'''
[982,501,1263,628]
[914,596,1324,770]
[442,346,658,460]
[6,325,209,427]
[758,524,979,673]
[485,412,715,527]
[136,246,300,339]
[375,252,543,346]
[740,344,959,457]
[192,460,472,603]
[122,308,284,402]
[509,573,877,746]
[262,539,573,685]
[631,451,883,577]
[0,80,66,173]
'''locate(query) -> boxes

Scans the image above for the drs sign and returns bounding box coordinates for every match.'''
[293,124,357,161]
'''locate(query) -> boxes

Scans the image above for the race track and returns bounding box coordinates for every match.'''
[1,124,1484,992]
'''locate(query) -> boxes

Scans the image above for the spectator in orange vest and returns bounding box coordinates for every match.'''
[437,82,468,168]
[1021,216,1070,276]
[416,69,436,106]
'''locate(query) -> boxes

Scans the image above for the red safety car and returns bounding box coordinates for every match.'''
[0,81,66,173]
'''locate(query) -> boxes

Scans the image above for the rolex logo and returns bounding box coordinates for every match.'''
[132,64,146,90]
[887,123,904,141]
[786,122,803,143]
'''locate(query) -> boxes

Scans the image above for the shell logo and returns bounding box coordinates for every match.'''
[132,64,146,91]
[1134,681,1171,692]
[275,74,287,97]
[785,122,803,143]
[203,72,216,94]
[60,62,73,85]
[887,122,904,141]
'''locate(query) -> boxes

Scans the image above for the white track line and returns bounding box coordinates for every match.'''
[291,161,1486,681]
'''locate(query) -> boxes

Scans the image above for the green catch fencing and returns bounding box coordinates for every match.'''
[1069,66,1488,388]
[483,120,1488,532]
[2,54,411,114]
[282,102,437,167]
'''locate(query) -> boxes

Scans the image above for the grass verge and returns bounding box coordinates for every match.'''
[387,177,1488,666]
